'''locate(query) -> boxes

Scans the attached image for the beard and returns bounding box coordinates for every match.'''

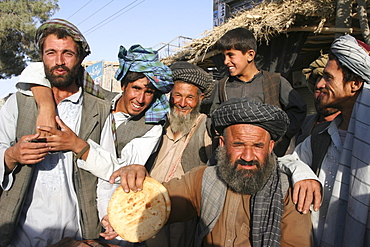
[44,63,80,88]
[169,102,201,134]
[216,146,276,195]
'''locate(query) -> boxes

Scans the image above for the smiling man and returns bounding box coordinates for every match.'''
[208,27,307,157]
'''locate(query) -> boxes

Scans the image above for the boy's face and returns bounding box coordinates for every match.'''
[120,77,156,116]
[223,49,255,79]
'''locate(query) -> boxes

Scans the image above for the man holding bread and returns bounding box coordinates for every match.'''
[109,98,313,246]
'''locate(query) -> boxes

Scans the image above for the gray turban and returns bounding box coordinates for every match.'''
[170,61,213,93]
[212,98,289,141]
[331,35,370,84]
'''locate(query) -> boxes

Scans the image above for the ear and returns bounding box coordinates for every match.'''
[219,135,225,148]
[200,93,205,102]
[350,79,364,93]
[269,140,275,153]
[246,49,256,62]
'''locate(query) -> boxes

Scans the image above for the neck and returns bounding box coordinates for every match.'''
[338,93,360,130]
[52,83,79,105]
[238,63,259,82]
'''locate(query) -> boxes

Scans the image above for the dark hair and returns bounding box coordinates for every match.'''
[216,27,257,54]
[38,27,87,59]
[120,71,146,88]
[329,52,364,84]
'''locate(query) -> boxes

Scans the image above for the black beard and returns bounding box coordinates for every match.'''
[216,146,276,195]
[169,102,201,134]
[44,64,80,88]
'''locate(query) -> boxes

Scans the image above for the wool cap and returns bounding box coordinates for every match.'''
[170,61,212,93]
[212,97,289,141]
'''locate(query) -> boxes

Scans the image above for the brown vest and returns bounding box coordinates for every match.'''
[218,70,281,107]
[0,92,111,246]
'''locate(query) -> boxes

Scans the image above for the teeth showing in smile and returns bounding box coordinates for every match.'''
[132,103,141,109]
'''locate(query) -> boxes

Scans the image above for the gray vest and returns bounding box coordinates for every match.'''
[181,114,209,173]
[0,92,111,246]
[116,115,156,158]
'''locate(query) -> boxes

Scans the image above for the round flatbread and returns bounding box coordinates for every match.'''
[108,177,171,243]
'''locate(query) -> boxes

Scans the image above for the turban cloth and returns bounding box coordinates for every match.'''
[212,97,289,141]
[331,34,370,84]
[170,61,213,93]
[115,44,173,123]
[35,18,91,58]
[302,54,328,93]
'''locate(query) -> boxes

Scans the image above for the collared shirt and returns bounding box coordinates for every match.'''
[0,89,116,246]
[164,166,312,246]
[280,116,343,246]
[82,92,162,182]
[150,113,212,183]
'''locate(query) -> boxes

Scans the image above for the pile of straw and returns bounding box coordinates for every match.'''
[161,0,336,65]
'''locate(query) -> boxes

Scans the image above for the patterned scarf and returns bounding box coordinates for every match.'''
[323,35,370,246]
[250,161,283,247]
[115,44,173,124]
[35,18,91,58]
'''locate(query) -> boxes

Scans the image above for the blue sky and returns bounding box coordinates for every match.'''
[0,0,213,99]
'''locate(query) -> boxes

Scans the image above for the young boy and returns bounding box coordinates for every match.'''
[208,27,307,156]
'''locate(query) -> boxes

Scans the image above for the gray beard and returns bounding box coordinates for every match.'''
[216,146,276,195]
[169,104,201,135]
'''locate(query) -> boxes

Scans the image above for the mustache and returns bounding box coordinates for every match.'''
[50,65,70,73]
[173,104,192,111]
[233,159,261,168]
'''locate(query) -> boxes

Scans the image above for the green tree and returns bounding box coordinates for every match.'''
[0,0,59,79]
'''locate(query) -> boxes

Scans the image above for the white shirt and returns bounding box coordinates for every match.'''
[81,92,162,181]
[279,116,343,246]
[0,89,116,247]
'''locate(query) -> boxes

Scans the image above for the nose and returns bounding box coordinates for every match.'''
[55,54,65,66]
[224,56,229,66]
[137,91,145,103]
[178,97,187,108]
[240,147,254,162]
[316,77,326,90]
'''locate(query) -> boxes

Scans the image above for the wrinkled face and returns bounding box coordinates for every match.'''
[120,77,156,116]
[170,82,204,116]
[42,34,81,88]
[314,76,340,117]
[316,59,354,110]
[220,124,274,175]
[217,124,275,194]
[223,48,254,79]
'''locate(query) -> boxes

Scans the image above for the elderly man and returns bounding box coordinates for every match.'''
[0,19,116,246]
[113,98,312,246]
[148,61,213,182]
[145,61,213,246]
[282,35,370,246]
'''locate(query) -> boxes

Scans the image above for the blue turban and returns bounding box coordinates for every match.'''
[115,44,173,123]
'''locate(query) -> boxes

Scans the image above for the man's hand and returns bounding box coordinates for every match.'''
[293,179,322,214]
[109,164,148,193]
[37,116,88,157]
[100,215,118,240]
[4,134,50,172]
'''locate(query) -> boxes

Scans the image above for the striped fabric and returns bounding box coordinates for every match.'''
[115,44,173,124]
[211,97,289,141]
[35,18,91,58]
